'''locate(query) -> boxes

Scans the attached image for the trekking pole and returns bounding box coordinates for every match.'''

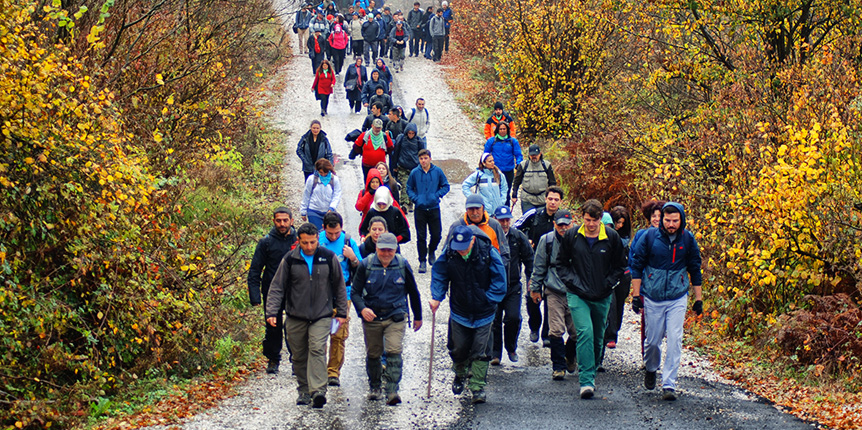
[427,308,436,398]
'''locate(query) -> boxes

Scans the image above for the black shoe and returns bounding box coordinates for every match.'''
[597,366,606,373]
[452,376,464,395]
[428,251,436,265]
[312,392,327,408]
[508,352,519,363]
[386,392,402,406]
[662,388,677,401]
[542,339,551,348]
[328,376,340,386]
[418,261,427,273]
[645,371,657,390]
[296,392,312,405]
[266,360,279,374]
[471,389,486,404]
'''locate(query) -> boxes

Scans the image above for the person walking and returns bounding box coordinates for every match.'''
[430,225,507,404]
[294,4,313,55]
[265,222,348,408]
[390,123,425,211]
[296,120,333,181]
[604,206,632,350]
[350,118,394,179]
[358,186,410,244]
[248,207,298,374]
[514,185,564,347]
[483,121,522,207]
[319,212,363,388]
[312,59,336,116]
[355,168,383,217]
[511,144,556,214]
[529,209,579,380]
[345,57,368,114]
[421,6,434,59]
[348,12,365,58]
[629,202,703,401]
[374,161,401,205]
[389,21,410,72]
[407,2,423,57]
[300,159,342,230]
[327,23,350,74]
[462,153,507,214]
[556,199,626,399]
[384,107,407,141]
[490,206,533,365]
[406,98,430,147]
[369,87,394,116]
[361,14,380,63]
[309,10,331,39]
[362,102,389,132]
[441,1,453,52]
[351,232,423,405]
[484,102,517,140]
[406,149,449,273]
[429,8,446,62]
[373,58,393,86]
[361,70,390,112]
[308,29,328,75]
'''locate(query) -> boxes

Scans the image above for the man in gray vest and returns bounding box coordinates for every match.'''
[511,144,557,214]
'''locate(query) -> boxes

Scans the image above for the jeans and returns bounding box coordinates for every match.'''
[307,209,326,230]
[492,288,522,359]
[310,53,324,75]
[286,317,331,395]
[409,34,420,56]
[351,40,364,58]
[413,207,442,263]
[364,40,378,63]
[432,35,445,61]
[568,293,612,389]
[424,36,434,58]
[644,294,688,390]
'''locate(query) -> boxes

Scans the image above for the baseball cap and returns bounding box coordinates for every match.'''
[450,225,474,251]
[377,233,398,250]
[465,194,484,209]
[529,144,541,156]
[493,206,513,220]
[554,209,573,225]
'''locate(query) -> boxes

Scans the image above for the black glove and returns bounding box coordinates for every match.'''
[631,295,642,314]
[693,300,703,316]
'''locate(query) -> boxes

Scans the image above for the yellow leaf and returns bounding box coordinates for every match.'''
[153,130,163,143]
[24,157,35,164]
[167,94,174,105]
[156,74,165,85]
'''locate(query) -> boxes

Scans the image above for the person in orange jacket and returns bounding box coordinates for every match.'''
[484,101,517,140]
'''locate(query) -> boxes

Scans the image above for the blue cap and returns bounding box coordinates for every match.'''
[493,206,513,220]
[465,194,485,209]
[450,225,474,251]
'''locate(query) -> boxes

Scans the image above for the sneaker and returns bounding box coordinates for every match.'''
[580,386,595,399]
[311,392,327,408]
[530,331,539,342]
[552,370,566,381]
[644,370,657,390]
[471,389,486,404]
[428,251,436,265]
[662,388,677,401]
[266,360,279,374]
[606,341,616,349]
[542,339,551,348]
[296,392,312,405]
[452,376,464,395]
[386,392,402,406]
[328,376,340,386]
[508,352,519,363]
[490,358,501,366]
[418,261,427,273]
[367,388,384,400]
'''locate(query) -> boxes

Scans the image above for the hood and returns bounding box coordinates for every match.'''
[375,59,387,69]
[372,186,394,212]
[660,202,687,234]
[404,122,418,138]
[365,168,383,192]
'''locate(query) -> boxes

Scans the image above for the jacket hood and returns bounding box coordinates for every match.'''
[373,186,394,212]
[660,202,687,233]
[404,122,418,137]
[365,168,383,192]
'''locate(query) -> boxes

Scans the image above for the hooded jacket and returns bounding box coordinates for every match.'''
[327,24,350,50]
[406,162,449,210]
[296,130,333,173]
[461,168,508,214]
[265,246,348,321]
[358,187,411,243]
[300,172,342,216]
[431,227,507,328]
[373,61,393,84]
[248,226,298,305]
[483,135,524,172]
[390,123,425,172]
[361,76,390,105]
[629,202,703,302]
[355,168,384,215]
[429,14,445,37]
[555,223,626,301]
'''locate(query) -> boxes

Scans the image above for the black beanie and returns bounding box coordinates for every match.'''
[494,101,504,110]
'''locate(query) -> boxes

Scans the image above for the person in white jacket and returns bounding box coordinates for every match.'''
[301,158,342,230]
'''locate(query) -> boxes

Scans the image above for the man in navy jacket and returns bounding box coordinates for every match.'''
[406,149,450,273]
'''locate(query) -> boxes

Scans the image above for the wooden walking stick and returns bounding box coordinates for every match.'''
[427,308,436,398]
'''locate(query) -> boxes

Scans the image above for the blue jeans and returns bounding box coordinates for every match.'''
[306,209,327,230]
[643,294,688,390]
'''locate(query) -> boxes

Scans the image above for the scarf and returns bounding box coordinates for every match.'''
[356,65,363,85]
[318,171,332,186]
[322,69,330,78]
[369,130,385,150]
[495,134,507,140]
[314,37,321,53]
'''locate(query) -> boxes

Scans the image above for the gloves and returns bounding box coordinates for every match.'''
[693,300,703,316]
[631,295,642,314]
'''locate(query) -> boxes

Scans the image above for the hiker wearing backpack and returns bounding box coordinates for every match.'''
[307,29,328,75]
[484,102,517,139]
[389,21,410,72]
[350,118,394,179]
[406,149,449,274]
[407,98,430,146]
[312,59,336,117]
[369,87,394,116]
[390,123,425,211]
[483,122,522,207]
[294,4,313,55]
[511,144,557,214]
[355,168,403,217]
[351,232,423,406]
[361,14,379,63]
[319,212,363,388]
[361,70,389,110]
[359,216,402,257]
[604,206,632,351]
[300,159,343,230]
[629,202,703,401]
[362,102,389,132]
[408,2,423,57]
[384,107,407,141]
[296,120,333,181]
[327,23,350,74]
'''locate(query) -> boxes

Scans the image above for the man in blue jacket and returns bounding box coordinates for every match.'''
[248,207,298,374]
[630,202,703,401]
[430,225,507,404]
[406,149,450,273]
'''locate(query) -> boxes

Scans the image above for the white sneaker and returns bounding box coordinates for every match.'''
[579,386,594,399]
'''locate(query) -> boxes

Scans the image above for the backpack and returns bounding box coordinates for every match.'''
[408,108,430,125]
[357,254,413,321]
[518,159,551,176]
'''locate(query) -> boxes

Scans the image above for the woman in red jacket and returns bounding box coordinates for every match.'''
[312,59,336,116]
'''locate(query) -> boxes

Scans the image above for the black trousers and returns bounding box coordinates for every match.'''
[432,35,445,61]
[502,169,514,207]
[262,295,290,362]
[448,319,493,363]
[351,40,364,58]
[310,53,324,75]
[414,207,442,262]
[331,48,346,74]
[319,94,330,113]
[347,88,362,112]
[526,293,549,340]
[409,34,420,56]
[604,272,632,343]
[492,288,522,359]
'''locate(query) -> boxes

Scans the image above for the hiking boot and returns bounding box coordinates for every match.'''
[644,370,657,390]
[471,389,486,404]
[606,341,617,349]
[296,392,312,405]
[542,339,551,348]
[328,376,340,386]
[452,376,465,395]
[428,251,436,265]
[552,370,566,381]
[418,261,427,273]
[662,388,677,401]
[508,352,519,363]
[367,388,384,400]
[580,386,595,399]
[566,357,578,373]
[490,358,501,366]
[530,331,539,342]
[386,392,402,406]
[311,392,327,408]
[266,360,279,374]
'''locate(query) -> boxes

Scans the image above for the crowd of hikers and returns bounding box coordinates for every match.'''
[247,0,704,410]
